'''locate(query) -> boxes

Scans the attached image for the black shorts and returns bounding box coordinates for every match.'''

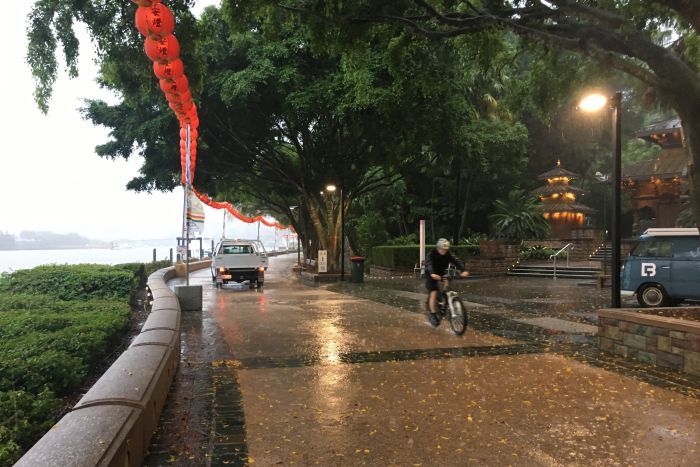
[425,276,439,292]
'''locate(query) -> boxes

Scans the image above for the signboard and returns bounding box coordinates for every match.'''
[318,250,328,273]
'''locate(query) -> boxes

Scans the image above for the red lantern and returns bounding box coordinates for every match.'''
[135,3,175,39]
[165,90,189,104]
[159,75,188,95]
[179,127,198,141]
[153,59,184,80]
[176,90,192,103]
[144,35,180,63]
[172,101,194,116]
[179,100,195,114]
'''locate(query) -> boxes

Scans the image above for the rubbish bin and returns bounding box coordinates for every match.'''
[350,256,365,283]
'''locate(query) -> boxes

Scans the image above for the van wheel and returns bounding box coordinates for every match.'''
[637,284,669,307]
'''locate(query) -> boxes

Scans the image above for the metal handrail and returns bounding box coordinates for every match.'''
[549,243,574,279]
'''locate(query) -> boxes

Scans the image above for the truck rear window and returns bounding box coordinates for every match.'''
[630,240,672,258]
[220,245,252,254]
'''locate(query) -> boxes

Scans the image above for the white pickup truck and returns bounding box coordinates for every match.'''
[211,239,268,288]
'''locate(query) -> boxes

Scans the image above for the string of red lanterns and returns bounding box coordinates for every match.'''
[130,0,293,232]
[192,188,291,229]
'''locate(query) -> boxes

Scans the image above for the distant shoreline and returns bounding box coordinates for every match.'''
[0,246,114,252]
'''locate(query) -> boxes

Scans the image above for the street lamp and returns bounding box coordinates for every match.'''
[580,91,622,308]
[325,183,345,281]
[595,171,610,278]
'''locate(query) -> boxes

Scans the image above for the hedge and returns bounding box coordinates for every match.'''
[0,263,143,465]
[371,245,479,270]
[0,264,137,301]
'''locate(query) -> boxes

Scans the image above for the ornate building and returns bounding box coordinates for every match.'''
[533,161,595,239]
[623,117,690,235]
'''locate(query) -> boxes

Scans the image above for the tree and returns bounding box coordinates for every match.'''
[258,0,700,226]
[489,189,550,241]
[26,2,498,271]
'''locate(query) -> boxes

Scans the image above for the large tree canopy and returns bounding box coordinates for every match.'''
[232,0,700,223]
[26,1,534,268]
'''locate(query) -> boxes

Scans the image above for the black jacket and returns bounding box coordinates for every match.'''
[425,249,465,276]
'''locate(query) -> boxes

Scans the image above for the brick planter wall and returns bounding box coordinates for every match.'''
[598,308,700,376]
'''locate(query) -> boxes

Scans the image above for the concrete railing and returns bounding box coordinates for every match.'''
[15,264,190,467]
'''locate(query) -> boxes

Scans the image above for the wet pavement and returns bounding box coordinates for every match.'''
[145,255,700,466]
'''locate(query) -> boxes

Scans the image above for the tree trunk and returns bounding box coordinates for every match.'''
[457,173,474,241]
[453,166,462,243]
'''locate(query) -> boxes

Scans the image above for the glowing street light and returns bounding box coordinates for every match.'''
[579,91,622,308]
[578,93,608,113]
[325,184,337,192]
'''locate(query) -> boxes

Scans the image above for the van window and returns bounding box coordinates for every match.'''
[630,240,672,258]
[220,245,252,255]
[673,238,700,259]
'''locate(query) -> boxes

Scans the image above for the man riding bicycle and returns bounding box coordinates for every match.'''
[425,238,469,326]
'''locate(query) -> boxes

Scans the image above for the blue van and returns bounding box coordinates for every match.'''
[621,228,700,307]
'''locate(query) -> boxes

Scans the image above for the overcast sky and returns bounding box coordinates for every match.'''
[0,0,286,242]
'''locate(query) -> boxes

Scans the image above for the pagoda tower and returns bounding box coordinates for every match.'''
[533,160,595,239]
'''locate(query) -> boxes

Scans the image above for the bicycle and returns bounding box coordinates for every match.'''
[427,275,468,335]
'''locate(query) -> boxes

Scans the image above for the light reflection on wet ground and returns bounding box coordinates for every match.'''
[149,255,700,466]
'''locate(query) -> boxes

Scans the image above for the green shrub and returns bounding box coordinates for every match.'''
[372,245,479,270]
[0,389,60,466]
[355,212,388,261]
[0,306,129,394]
[460,231,488,246]
[144,260,172,278]
[520,245,567,261]
[386,234,418,246]
[114,262,146,288]
[0,262,139,462]
[0,265,137,301]
[0,294,128,315]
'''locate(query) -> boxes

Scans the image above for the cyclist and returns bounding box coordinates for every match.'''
[425,238,469,326]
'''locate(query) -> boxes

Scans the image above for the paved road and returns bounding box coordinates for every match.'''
[146,255,700,466]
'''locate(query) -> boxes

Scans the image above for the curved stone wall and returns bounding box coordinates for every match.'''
[15,264,192,467]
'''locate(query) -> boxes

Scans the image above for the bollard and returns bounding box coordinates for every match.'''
[170,248,173,264]
[153,248,157,262]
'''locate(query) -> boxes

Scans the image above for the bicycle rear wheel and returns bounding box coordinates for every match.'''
[448,297,467,335]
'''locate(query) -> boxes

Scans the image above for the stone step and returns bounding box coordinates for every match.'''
[506,271,598,279]
[509,267,600,273]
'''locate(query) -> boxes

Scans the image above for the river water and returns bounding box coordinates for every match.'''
[0,246,178,273]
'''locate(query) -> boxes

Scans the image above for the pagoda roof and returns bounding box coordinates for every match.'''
[622,147,689,181]
[537,165,580,180]
[532,185,585,196]
[541,202,596,214]
[637,117,683,148]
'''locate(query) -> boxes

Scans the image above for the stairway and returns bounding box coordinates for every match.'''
[506,265,600,279]
[589,243,611,262]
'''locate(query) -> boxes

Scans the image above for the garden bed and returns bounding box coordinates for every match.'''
[598,307,700,377]
[0,262,165,465]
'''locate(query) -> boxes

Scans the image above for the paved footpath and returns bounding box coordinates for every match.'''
[145,255,700,466]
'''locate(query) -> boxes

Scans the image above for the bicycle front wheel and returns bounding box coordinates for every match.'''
[448,297,467,335]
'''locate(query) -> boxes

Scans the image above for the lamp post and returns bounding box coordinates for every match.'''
[580,91,622,308]
[595,171,609,278]
[325,184,345,281]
